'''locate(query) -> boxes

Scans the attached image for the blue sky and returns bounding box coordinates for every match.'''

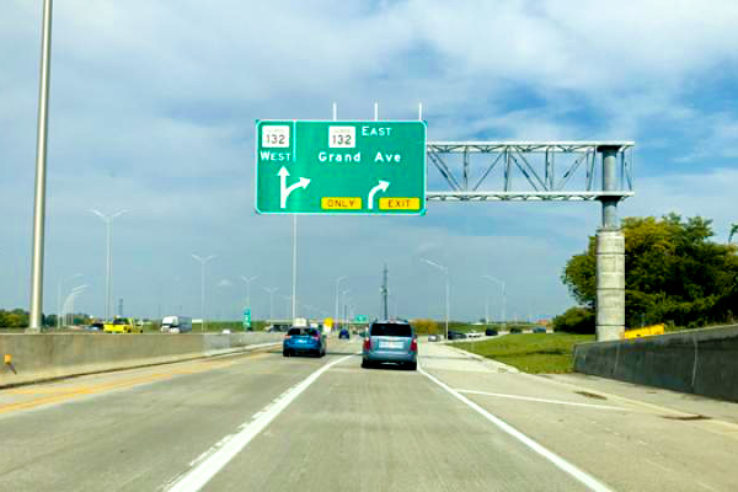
[2,0,737,322]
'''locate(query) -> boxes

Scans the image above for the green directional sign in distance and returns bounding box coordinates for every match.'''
[255,120,426,215]
[354,314,368,323]
[243,308,251,330]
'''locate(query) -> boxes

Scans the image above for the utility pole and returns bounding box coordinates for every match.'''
[28,0,54,331]
[381,263,389,320]
[291,215,297,321]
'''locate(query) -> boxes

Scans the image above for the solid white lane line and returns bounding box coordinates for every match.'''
[419,366,613,492]
[165,354,354,492]
[456,389,629,411]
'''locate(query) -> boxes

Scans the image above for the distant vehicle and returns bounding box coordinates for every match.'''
[293,317,308,328]
[283,327,326,357]
[160,315,193,334]
[484,328,498,336]
[428,334,439,342]
[509,327,523,334]
[104,317,142,334]
[447,330,467,340]
[87,322,104,332]
[338,328,350,339]
[532,327,547,334]
[362,320,417,370]
[222,329,231,334]
[268,324,290,333]
[467,331,483,338]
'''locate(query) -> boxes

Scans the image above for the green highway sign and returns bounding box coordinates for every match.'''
[354,314,368,323]
[255,120,426,215]
[243,308,251,330]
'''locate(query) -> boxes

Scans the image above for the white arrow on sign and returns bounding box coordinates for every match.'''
[367,180,390,210]
[278,167,311,209]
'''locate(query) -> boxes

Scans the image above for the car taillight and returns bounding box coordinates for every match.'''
[410,338,418,352]
[363,338,371,350]
[312,335,320,342]
[284,334,290,339]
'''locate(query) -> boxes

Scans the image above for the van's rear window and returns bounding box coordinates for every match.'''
[288,328,320,336]
[370,324,412,337]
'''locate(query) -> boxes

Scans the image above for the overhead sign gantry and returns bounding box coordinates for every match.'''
[255,120,427,215]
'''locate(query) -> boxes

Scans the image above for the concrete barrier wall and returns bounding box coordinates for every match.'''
[573,325,738,402]
[0,332,283,387]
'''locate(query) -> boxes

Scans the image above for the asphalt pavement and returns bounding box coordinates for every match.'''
[1,337,737,491]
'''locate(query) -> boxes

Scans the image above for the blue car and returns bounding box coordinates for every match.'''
[338,328,350,339]
[362,320,417,370]
[283,327,326,357]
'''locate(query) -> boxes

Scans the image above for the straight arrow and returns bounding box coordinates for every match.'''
[368,180,390,210]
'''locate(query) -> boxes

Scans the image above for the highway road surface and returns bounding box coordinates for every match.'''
[1,337,737,491]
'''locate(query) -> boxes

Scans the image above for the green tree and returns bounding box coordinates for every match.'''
[562,214,738,329]
[730,223,738,243]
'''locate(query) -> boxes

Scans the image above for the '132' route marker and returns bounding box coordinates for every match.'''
[254,120,427,215]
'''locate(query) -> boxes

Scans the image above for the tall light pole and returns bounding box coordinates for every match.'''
[57,272,82,329]
[90,209,126,321]
[240,275,258,311]
[421,258,450,340]
[483,275,506,329]
[28,0,54,332]
[61,283,87,327]
[263,287,278,322]
[282,295,293,320]
[334,276,346,331]
[291,215,298,322]
[191,254,216,331]
[341,288,351,329]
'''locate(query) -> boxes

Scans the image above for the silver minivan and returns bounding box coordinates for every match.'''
[361,321,417,370]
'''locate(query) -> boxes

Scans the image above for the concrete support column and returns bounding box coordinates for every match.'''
[596,230,625,340]
[595,146,625,341]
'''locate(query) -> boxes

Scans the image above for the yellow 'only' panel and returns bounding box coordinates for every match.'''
[321,197,362,210]
[379,197,421,210]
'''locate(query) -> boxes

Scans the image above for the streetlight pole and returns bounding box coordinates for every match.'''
[263,287,278,322]
[240,275,258,311]
[57,273,82,329]
[90,209,126,321]
[61,284,87,327]
[421,258,450,340]
[334,276,346,331]
[28,0,54,332]
[191,254,216,331]
[483,275,506,330]
[341,288,351,329]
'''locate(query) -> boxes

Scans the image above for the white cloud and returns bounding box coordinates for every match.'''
[1,0,737,321]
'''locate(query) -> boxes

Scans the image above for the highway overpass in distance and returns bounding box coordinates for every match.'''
[1,337,736,491]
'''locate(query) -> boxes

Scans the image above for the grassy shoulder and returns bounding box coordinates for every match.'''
[452,333,594,373]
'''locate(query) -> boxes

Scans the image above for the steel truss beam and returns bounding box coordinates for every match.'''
[426,141,634,202]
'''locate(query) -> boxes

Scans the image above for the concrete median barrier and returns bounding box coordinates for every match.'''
[0,332,283,387]
[573,324,738,402]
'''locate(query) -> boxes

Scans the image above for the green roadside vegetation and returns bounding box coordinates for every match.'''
[411,318,535,335]
[453,333,594,373]
[557,214,738,333]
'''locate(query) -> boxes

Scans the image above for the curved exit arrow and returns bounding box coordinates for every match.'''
[368,180,390,210]
[278,167,311,209]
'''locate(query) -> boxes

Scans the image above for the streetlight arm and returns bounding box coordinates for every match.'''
[420,257,448,273]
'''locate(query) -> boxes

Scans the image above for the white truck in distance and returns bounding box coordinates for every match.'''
[161,316,193,333]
